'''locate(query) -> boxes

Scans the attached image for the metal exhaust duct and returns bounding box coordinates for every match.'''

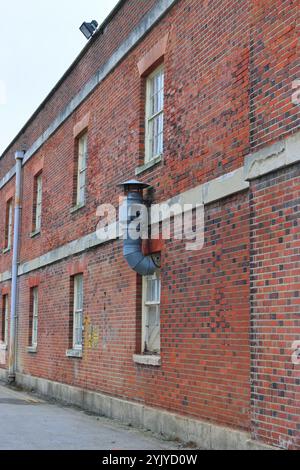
[118,180,158,276]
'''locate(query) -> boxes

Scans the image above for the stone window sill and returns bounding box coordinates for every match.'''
[133,354,161,367]
[66,348,82,358]
[30,229,41,239]
[135,155,162,176]
[0,343,7,351]
[27,346,37,354]
[70,203,85,214]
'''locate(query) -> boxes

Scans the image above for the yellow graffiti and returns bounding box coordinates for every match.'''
[83,316,99,352]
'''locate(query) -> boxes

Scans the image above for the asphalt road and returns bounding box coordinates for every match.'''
[0,384,180,450]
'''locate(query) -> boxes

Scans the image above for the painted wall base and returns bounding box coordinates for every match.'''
[0,369,276,450]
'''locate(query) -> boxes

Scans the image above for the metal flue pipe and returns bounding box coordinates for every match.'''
[8,151,24,382]
[118,180,158,276]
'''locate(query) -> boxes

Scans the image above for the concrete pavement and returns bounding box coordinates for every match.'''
[0,384,181,450]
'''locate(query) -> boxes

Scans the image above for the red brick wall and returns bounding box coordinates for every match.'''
[250,0,300,149]
[250,164,300,449]
[0,0,299,449]
[17,191,250,432]
[160,192,250,428]
[15,0,253,265]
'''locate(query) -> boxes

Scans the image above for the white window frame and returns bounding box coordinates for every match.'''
[142,271,161,354]
[5,199,13,250]
[31,287,38,348]
[73,274,83,350]
[76,133,88,206]
[145,65,164,163]
[34,173,43,232]
[2,294,9,345]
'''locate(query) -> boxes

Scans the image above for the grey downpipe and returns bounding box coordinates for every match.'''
[121,190,157,276]
[8,151,24,382]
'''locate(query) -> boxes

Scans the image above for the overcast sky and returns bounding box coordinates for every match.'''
[0,0,119,154]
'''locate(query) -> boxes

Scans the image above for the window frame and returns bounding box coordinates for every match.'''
[72,274,83,351]
[31,287,39,348]
[1,294,9,345]
[33,172,43,233]
[142,271,161,354]
[76,132,88,207]
[5,199,13,250]
[145,65,164,164]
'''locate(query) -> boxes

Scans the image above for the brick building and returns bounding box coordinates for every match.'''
[0,0,299,450]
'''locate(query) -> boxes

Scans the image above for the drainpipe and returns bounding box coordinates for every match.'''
[118,180,159,276]
[8,151,24,383]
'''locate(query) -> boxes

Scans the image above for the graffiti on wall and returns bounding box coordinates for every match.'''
[83,316,99,352]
